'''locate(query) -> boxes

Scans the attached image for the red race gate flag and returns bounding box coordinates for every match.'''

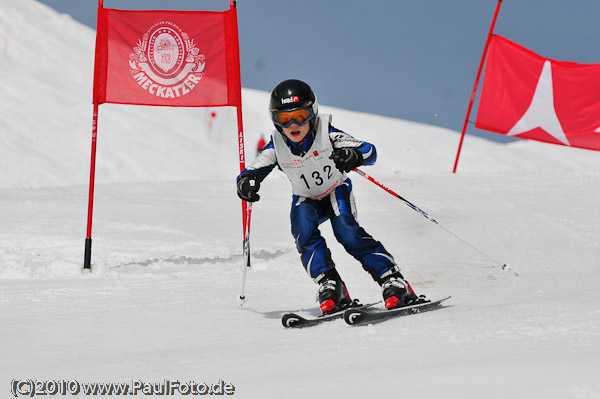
[93,8,241,107]
[475,35,600,151]
[85,3,246,272]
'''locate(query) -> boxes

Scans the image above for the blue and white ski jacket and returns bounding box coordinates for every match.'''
[239,114,377,188]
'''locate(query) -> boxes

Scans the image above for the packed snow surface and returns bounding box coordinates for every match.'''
[1,1,599,398]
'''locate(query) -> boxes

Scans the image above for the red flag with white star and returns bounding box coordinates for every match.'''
[93,8,241,107]
[475,35,600,151]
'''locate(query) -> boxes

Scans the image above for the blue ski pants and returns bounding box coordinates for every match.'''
[290,179,396,281]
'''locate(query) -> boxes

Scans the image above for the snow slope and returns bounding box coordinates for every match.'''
[1,1,599,398]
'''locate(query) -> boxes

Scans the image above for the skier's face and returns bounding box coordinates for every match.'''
[282,121,311,143]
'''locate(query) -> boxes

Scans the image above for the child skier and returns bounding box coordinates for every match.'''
[236,79,420,314]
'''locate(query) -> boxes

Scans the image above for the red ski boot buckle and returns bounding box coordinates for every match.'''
[320,299,336,314]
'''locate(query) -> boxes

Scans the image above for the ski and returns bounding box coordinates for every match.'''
[282,301,380,329]
[343,296,451,326]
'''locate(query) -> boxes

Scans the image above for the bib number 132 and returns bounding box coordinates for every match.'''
[300,165,333,189]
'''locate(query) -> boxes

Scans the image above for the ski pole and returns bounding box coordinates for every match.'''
[354,168,517,277]
[240,202,253,303]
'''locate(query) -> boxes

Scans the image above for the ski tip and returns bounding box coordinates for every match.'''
[344,296,451,326]
[343,308,367,326]
[281,313,304,328]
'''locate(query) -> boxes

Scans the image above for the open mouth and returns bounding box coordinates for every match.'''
[287,130,303,139]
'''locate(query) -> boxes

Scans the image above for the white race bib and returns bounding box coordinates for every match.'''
[273,114,346,199]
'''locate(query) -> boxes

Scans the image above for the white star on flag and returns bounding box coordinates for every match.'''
[507,60,570,145]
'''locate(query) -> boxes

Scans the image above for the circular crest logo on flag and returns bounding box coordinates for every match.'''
[129,22,205,99]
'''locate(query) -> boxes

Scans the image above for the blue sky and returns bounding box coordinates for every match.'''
[37,0,600,142]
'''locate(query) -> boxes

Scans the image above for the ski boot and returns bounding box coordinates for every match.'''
[315,268,353,315]
[378,268,421,310]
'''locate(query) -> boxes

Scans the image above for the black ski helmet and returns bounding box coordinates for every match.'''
[269,79,318,131]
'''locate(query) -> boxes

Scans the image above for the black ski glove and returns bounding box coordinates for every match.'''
[237,174,261,202]
[329,148,363,173]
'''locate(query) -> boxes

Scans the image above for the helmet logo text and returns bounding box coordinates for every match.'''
[281,96,299,104]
